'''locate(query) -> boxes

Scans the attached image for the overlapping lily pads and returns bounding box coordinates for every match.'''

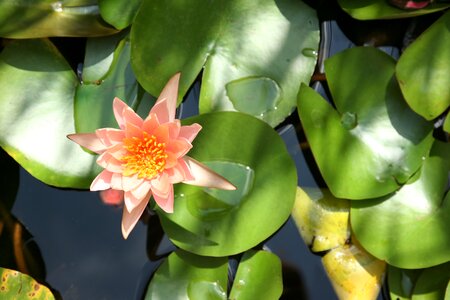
[0,268,54,300]
[351,141,450,269]
[396,11,450,120]
[297,47,434,199]
[337,0,449,20]
[158,112,297,256]
[98,0,142,30]
[131,0,319,127]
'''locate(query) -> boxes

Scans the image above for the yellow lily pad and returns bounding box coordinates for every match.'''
[292,187,350,252]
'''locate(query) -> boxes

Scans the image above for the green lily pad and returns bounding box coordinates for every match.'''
[297,47,433,199]
[0,0,117,38]
[351,141,450,269]
[98,0,142,30]
[0,268,54,299]
[229,250,283,300]
[388,266,422,300]
[131,0,319,127]
[75,33,155,133]
[444,113,450,133]
[411,262,450,300]
[158,112,297,256]
[0,39,98,188]
[396,11,450,120]
[337,0,449,20]
[291,187,350,252]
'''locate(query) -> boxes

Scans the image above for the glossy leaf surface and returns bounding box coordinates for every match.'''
[337,0,449,20]
[388,266,422,300]
[99,0,141,29]
[0,39,98,188]
[396,11,450,120]
[0,268,54,299]
[291,187,350,252]
[411,263,450,300]
[158,112,297,256]
[229,250,283,300]
[0,0,117,38]
[351,141,450,268]
[145,250,228,300]
[297,47,433,199]
[131,0,319,127]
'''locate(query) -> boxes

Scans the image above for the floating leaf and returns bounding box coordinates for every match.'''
[131,0,319,127]
[337,0,449,20]
[229,250,283,300]
[0,0,117,38]
[0,39,97,188]
[158,112,297,256]
[0,268,54,299]
[291,187,350,252]
[351,141,450,269]
[388,266,422,300]
[396,11,450,120]
[297,47,433,199]
[411,262,450,300]
[145,250,227,300]
[322,242,386,300]
[444,113,450,133]
[99,0,142,30]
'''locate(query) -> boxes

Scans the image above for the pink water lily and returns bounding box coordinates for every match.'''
[68,73,236,239]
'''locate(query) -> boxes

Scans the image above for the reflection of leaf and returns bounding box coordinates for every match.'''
[131,0,319,126]
[0,267,55,299]
[351,141,450,269]
[297,47,433,199]
[396,11,450,120]
[292,187,350,252]
[337,0,449,20]
[159,112,296,256]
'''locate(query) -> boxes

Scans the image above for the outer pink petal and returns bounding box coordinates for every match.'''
[97,152,124,173]
[96,128,125,147]
[121,191,151,239]
[67,133,106,153]
[179,123,202,142]
[152,184,174,213]
[122,174,143,192]
[166,158,195,183]
[125,121,143,139]
[90,169,113,191]
[110,173,123,190]
[113,97,128,130]
[167,120,181,139]
[106,143,126,160]
[142,113,160,134]
[150,73,180,123]
[124,187,149,213]
[183,157,237,190]
[123,106,144,128]
[150,173,171,197]
[166,138,192,159]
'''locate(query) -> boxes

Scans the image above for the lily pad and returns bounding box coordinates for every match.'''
[337,0,449,20]
[0,268,54,299]
[396,11,450,120]
[291,187,350,252]
[158,112,297,256]
[0,39,98,188]
[297,47,433,199]
[131,0,319,127]
[411,262,450,300]
[0,0,117,38]
[351,141,450,269]
[388,266,422,300]
[145,250,228,300]
[444,113,450,133]
[229,250,283,300]
[98,0,142,30]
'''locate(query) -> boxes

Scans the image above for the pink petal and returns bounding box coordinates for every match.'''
[122,174,143,192]
[150,73,181,124]
[405,1,429,9]
[143,113,160,134]
[90,169,113,191]
[125,121,143,139]
[96,128,125,147]
[166,138,192,159]
[121,191,151,239]
[182,157,237,190]
[167,120,181,139]
[153,123,170,144]
[99,189,124,205]
[179,123,202,142]
[152,184,174,213]
[150,173,171,197]
[124,185,150,213]
[110,173,123,190]
[106,143,126,160]
[167,158,195,183]
[113,97,128,130]
[123,106,144,128]
[67,133,106,153]
[97,152,124,173]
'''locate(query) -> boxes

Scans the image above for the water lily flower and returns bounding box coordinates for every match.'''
[68,73,236,238]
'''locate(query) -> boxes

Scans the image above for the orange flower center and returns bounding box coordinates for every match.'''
[122,132,168,179]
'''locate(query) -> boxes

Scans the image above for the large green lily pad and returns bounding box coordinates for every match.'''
[158,112,297,256]
[131,0,319,127]
[337,0,449,20]
[0,39,98,188]
[396,11,450,120]
[297,47,433,199]
[351,141,450,269]
[0,0,117,38]
[0,268,54,299]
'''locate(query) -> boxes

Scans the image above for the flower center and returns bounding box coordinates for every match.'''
[122,132,168,179]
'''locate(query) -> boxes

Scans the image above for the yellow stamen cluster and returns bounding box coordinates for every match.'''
[122,132,168,179]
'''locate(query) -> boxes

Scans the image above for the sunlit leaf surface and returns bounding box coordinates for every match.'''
[158,112,297,256]
[131,0,319,127]
[297,47,433,199]
[396,11,450,120]
[0,268,54,299]
[98,0,142,30]
[351,141,450,268]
